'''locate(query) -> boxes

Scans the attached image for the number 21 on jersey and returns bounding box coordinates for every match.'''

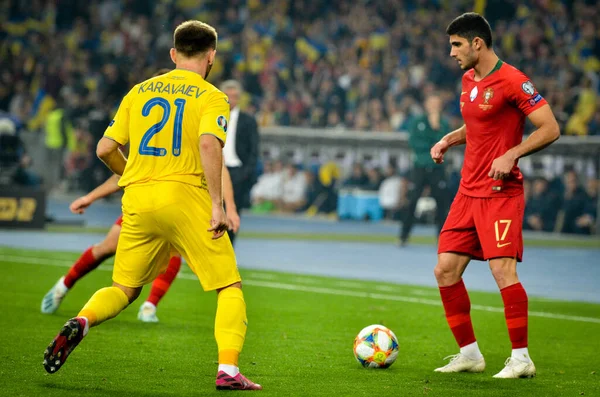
[139,97,186,157]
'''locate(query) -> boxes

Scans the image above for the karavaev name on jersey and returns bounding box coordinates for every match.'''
[104,69,230,189]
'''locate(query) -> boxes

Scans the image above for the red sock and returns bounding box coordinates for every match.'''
[63,247,112,288]
[501,283,528,349]
[439,279,476,348]
[147,256,182,306]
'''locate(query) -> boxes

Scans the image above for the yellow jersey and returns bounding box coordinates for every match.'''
[104,69,230,188]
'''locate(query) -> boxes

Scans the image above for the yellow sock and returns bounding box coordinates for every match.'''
[215,287,247,366]
[78,287,129,327]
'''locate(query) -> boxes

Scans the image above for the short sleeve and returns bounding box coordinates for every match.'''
[104,89,134,145]
[507,70,547,116]
[199,90,231,144]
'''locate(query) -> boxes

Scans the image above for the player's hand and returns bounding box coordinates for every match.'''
[208,206,228,240]
[488,151,517,180]
[226,208,241,233]
[69,195,93,214]
[431,140,449,164]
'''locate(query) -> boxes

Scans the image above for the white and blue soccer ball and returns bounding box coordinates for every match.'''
[353,324,399,368]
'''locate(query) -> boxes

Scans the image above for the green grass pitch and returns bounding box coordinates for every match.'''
[0,247,598,396]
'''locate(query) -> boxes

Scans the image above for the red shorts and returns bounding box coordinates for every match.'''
[438,192,524,262]
[115,215,123,226]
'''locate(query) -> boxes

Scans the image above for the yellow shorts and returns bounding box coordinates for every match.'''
[113,181,241,291]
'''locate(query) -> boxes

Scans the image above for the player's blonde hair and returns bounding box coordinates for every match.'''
[174,20,218,58]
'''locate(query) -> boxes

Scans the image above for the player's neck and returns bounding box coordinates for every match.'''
[473,51,499,81]
[175,62,207,79]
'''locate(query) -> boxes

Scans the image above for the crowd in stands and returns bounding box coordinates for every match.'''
[247,160,598,235]
[0,0,598,234]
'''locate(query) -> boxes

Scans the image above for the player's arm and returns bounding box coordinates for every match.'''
[199,90,231,239]
[200,135,227,238]
[70,174,121,214]
[489,74,560,180]
[97,138,128,176]
[98,90,133,175]
[431,124,466,164]
[223,165,240,233]
[507,105,560,159]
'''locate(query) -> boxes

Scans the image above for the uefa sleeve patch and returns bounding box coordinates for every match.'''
[108,120,115,127]
[521,81,535,96]
[528,93,543,107]
[216,115,228,133]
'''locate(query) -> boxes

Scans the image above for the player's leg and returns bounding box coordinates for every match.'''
[488,257,535,378]
[399,167,426,245]
[477,194,534,378]
[43,196,171,374]
[433,193,485,373]
[430,169,450,238]
[167,183,260,390]
[41,218,122,314]
[138,255,182,323]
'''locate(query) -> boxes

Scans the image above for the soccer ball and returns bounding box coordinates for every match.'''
[353,324,399,368]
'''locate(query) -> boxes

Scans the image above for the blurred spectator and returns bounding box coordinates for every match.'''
[524,177,560,232]
[250,160,284,211]
[575,178,598,235]
[0,115,40,186]
[305,162,340,216]
[278,163,308,213]
[343,162,368,188]
[364,167,383,191]
[556,170,589,233]
[400,93,450,245]
[63,121,93,191]
[378,163,407,220]
[43,97,75,192]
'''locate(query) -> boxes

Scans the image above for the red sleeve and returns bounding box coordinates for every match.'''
[506,69,547,116]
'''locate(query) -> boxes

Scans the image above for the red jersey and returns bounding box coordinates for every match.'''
[458,60,547,198]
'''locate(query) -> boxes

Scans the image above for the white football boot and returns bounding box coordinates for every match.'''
[137,301,159,323]
[493,357,536,378]
[41,277,69,314]
[434,353,486,373]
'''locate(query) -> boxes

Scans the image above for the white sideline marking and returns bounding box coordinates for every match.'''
[2,254,600,324]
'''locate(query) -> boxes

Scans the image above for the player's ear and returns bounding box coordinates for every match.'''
[208,49,216,65]
[169,48,177,65]
[472,37,482,51]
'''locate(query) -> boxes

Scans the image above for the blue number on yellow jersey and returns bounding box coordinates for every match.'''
[104,69,230,188]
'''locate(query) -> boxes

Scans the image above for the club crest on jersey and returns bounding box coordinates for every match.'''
[521,81,535,96]
[216,115,228,133]
[479,87,494,111]
[470,86,478,102]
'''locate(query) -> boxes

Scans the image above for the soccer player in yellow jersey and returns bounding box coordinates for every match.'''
[43,21,262,391]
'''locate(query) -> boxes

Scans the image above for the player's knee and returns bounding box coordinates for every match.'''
[113,283,142,303]
[92,241,116,258]
[216,281,242,294]
[434,259,459,285]
[489,258,518,288]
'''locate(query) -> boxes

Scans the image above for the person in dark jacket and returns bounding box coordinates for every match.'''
[399,93,450,245]
[220,80,260,245]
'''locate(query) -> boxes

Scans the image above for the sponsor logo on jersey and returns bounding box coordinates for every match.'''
[470,86,478,102]
[521,80,535,96]
[216,115,228,133]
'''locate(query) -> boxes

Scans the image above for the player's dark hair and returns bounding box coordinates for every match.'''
[446,12,493,48]
[173,20,218,58]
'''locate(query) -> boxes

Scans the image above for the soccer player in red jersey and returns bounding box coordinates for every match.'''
[430,13,560,378]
